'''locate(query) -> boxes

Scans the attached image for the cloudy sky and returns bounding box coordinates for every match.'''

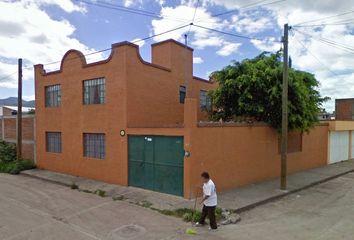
[0,0,353,111]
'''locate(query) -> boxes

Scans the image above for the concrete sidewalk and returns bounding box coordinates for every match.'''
[21,160,354,212]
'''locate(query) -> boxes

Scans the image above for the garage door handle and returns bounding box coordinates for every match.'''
[140,162,144,167]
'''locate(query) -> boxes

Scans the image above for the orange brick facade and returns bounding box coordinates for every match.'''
[0,115,35,160]
[35,39,328,198]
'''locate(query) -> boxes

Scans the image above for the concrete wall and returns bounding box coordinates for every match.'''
[0,115,35,160]
[183,99,329,198]
[327,120,354,163]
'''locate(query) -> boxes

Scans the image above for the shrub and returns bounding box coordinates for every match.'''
[182,211,201,222]
[0,141,16,163]
[0,160,35,175]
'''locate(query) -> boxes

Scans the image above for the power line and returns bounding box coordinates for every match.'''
[192,23,280,42]
[194,0,285,21]
[0,71,17,82]
[76,0,188,22]
[294,29,354,54]
[187,0,200,35]
[291,32,339,77]
[293,17,354,28]
[42,23,191,67]
[293,9,354,27]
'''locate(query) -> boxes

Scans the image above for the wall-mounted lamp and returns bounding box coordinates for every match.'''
[120,130,126,137]
[184,151,191,157]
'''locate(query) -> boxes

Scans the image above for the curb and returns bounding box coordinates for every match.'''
[21,168,354,214]
[234,169,354,213]
[20,172,72,188]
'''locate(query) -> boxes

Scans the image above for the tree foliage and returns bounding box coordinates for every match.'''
[209,52,329,132]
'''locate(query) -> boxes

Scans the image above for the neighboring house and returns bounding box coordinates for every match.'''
[318,111,335,121]
[0,105,35,116]
[0,106,35,160]
[335,98,354,120]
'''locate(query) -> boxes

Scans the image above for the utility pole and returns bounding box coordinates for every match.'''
[17,58,22,160]
[280,24,289,190]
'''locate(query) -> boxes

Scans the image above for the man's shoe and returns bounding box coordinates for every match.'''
[195,222,204,227]
[208,227,218,231]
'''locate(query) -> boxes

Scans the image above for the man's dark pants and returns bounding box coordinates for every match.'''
[198,205,217,229]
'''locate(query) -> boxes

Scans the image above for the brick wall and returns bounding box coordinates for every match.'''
[0,115,35,160]
[335,99,354,120]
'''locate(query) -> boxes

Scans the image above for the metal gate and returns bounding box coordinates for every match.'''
[128,135,184,196]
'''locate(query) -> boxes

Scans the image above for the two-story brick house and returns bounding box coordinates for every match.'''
[34,39,215,196]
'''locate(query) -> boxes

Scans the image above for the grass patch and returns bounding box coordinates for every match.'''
[137,200,153,208]
[157,207,223,223]
[112,195,126,201]
[0,160,35,175]
[81,189,93,193]
[94,189,106,197]
[70,182,79,190]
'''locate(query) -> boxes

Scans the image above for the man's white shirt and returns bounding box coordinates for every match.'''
[203,179,217,206]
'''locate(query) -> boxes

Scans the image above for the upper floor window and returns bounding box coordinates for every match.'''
[200,90,212,111]
[83,78,105,105]
[84,133,105,159]
[46,132,62,153]
[179,86,186,104]
[45,85,61,107]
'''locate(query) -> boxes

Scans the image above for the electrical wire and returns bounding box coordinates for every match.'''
[76,0,188,22]
[294,28,354,54]
[192,23,280,42]
[291,32,339,77]
[293,9,354,27]
[194,0,285,21]
[41,23,191,67]
[187,0,200,35]
[0,71,18,82]
[293,17,354,28]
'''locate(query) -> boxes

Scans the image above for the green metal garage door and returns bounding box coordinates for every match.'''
[128,135,184,196]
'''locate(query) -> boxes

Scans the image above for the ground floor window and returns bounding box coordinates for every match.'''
[84,133,105,159]
[46,132,62,153]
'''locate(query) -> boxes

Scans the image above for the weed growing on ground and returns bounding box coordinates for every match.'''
[70,182,79,190]
[81,189,93,193]
[112,195,126,201]
[95,189,106,197]
[137,200,153,208]
[156,207,223,223]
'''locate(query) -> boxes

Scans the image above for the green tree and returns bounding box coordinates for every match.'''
[209,51,329,132]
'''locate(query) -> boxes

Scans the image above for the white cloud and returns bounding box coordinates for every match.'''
[23,0,87,13]
[23,95,35,101]
[0,0,104,89]
[151,4,243,57]
[131,38,146,47]
[123,0,143,7]
[230,13,274,34]
[193,57,204,64]
[251,37,281,52]
[216,42,241,56]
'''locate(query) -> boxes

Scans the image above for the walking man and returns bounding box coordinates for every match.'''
[196,171,218,230]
